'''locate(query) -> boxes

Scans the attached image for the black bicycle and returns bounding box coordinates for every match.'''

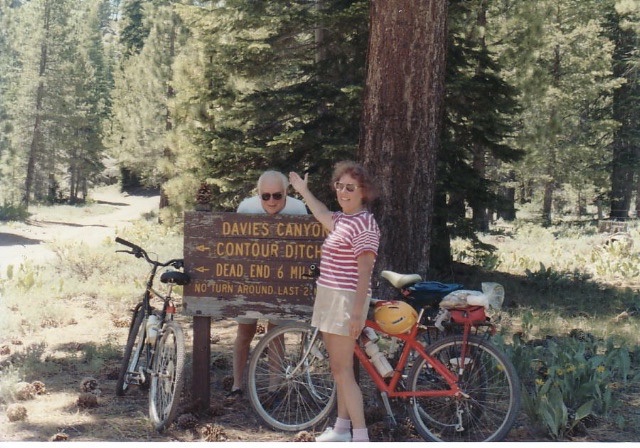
[114,237,190,431]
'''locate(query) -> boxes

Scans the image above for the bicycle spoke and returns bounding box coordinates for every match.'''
[149,322,185,431]
[116,306,147,396]
[247,324,336,431]
[408,334,521,442]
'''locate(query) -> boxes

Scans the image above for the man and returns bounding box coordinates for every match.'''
[228,170,307,397]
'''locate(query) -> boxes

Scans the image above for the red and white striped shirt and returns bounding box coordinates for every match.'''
[317,211,380,292]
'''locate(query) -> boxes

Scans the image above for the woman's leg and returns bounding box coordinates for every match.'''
[323,332,366,429]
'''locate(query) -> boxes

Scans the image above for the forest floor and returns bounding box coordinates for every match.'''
[0,186,637,443]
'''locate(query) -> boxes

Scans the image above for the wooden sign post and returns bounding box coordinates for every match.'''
[183,211,326,409]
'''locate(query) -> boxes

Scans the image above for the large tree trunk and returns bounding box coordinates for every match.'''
[359,0,448,287]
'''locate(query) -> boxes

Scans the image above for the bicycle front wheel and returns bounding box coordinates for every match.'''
[408,334,521,442]
[149,320,185,432]
[246,323,336,431]
[116,303,147,396]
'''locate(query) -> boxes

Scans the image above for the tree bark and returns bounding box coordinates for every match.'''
[542,180,554,226]
[359,0,448,285]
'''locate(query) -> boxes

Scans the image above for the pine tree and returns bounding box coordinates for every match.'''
[7,0,78,205]
[62,0,113,202]
[0,0,17,200]
[105,0,185,200]
[492,0,622,224]
[431,0,523,271]
[607,0,640,218]
[119,0,149,57]
[0,0,113,205]
[167,0,368,213]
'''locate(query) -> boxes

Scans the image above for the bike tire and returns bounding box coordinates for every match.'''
[246,323,336,432]
[149,320,185,432]
[407,334,521,442]
[116,304,147,396]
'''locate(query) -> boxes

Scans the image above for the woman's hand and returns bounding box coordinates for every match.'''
[349,314,363,340]
[288,171,308,194]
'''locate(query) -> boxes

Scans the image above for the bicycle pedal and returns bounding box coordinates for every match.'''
[127,371,146,385]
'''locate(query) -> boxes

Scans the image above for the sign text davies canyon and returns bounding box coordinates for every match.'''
[182,211,326,319]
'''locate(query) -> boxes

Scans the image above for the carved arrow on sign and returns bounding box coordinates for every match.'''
[195,266,210,273]
[196,245,211,252]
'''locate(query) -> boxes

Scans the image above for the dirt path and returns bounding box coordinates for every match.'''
[0,186,160,276]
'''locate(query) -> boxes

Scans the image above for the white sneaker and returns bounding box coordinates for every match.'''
[315,427,352,442]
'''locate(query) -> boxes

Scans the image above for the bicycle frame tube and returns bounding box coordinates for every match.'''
[146,266,176,321]
[356,319,463,399]
[143,265,158,314]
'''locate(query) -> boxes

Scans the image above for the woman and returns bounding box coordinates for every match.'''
[289,161,380,443]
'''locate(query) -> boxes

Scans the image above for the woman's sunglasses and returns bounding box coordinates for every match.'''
[334,182,360,192]
[261,192,284,201]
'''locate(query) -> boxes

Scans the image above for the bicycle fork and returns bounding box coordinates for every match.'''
[284,328,327,402]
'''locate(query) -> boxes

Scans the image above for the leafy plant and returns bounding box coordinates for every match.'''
[503,331,635,439]
[0,202,29,222]
[590,242,640,279]
[524,262,592,291]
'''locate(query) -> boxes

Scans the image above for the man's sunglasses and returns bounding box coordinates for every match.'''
[261,192,284,201]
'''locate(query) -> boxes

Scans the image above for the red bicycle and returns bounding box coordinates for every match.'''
[245,270,521,442]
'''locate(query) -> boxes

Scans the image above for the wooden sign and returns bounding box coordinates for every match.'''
[182,211,326,319]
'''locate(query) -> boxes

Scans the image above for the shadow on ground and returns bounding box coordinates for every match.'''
[0,233,41,246]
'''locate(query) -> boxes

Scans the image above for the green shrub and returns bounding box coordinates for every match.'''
[0,202,29,222]
[499,312,637,440]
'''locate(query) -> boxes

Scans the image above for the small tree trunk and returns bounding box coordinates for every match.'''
[542,181,554,226]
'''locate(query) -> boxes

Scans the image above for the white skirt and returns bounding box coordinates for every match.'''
[311,284,370,337]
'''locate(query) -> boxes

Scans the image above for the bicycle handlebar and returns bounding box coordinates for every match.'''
[115,237,184,269]
[115,236,142,252]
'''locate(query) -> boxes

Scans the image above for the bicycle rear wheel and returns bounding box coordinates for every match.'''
[149,320,185,432]
[116,303,148,396]
[408,334,521,442]
[246,323,336,431]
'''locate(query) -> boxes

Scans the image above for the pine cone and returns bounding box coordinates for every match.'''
[31,380,47,395]
[222,375,234,391]
[7,404,28,421]
[199,423,227,441]
[208,402,225,417]
[176,413,198,429]
[77,392,98,408]
[15,382,36,401]
[293,431,314,442]
[80,377,99,393]
[196,182,213,205]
